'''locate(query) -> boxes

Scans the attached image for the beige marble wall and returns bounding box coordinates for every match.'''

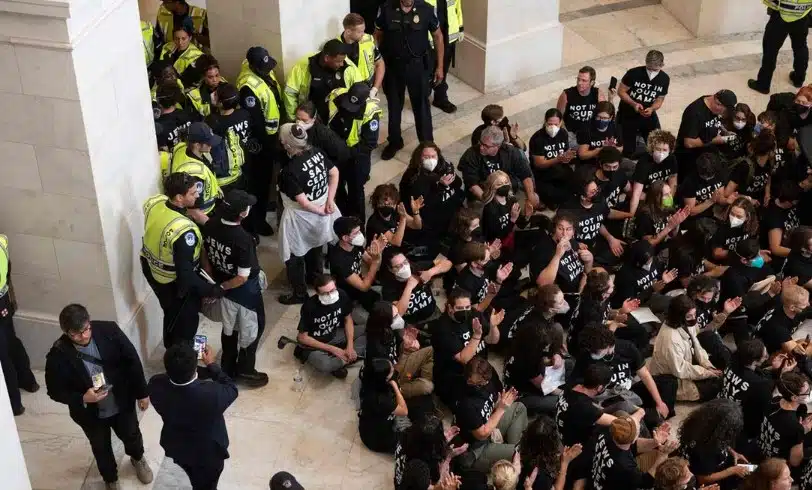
[663,0,768,37]
[453,0,563,93]
[0,0,163,365]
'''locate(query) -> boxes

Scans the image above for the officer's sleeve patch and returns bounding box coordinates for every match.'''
[195,181,204,193]
[370,120,379,132]
[244,96,256,108]
[184,232,196,247]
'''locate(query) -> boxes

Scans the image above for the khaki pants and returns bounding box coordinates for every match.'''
[396,346,434,398]
[471,402,529,472]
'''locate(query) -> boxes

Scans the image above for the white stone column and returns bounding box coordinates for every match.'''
[0,362,30,489]
[0,0,163,365]
[663,0,769,37]
[208,0,350,82]
[453,0,563,93]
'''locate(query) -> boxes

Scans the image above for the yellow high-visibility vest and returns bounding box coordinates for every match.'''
[339,34,377,82]
[425,0,464,45]
[328,88,382,147]
[141,195,202,285]
[185,77,227,117]
[156,4,207,40]
[159,42,204,78]
[170,143,222,215]
[142,21,155,66]
[236,60,281,135]
[283,54,363,121]
[763,0,812,22]
[0,234,10,297]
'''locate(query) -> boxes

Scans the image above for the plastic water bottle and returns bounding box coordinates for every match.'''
[293,369,304,392]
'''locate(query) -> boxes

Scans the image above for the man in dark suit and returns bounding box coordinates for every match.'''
[44,304,153,490]
[149,341,238,490]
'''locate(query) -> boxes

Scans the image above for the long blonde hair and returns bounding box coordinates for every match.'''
[482,170,511,205]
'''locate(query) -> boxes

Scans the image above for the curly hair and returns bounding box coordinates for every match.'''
[406,141,447,176]
[369,183,399,208]
[678,398,743,452]
[578,323,615,355]
[583,269,612,301]
[646,130,676,154]
[654,457,689,490]
[725,196,759,237]
[519,416,562,476]
[451,208,480,240]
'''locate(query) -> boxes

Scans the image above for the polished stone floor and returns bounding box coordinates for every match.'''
[15,2,812,489]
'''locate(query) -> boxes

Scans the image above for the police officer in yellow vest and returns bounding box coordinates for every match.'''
[159,24,204,88]
[141,20,163,71]
[170,122,223,218]
[141,173,224,347]
[749,0,812,94]
[0,234,38,416]
[185,54,226,118]
[156,122,173,186]
[340,13,385,96]
[237,46,284,237]
[426,0,463,113]
[284,39,363,124]
[156,0,209,50]
[328,82,382,221]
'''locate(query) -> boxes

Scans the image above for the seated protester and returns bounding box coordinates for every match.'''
[430,289,501,408]
[677,398,749,490]
[155,82,195,149]
[753,284,810,356]
[721,103,756,161]
[627,130,679,218]
[556,364,627,447]
[789,86,812,137]
[677,152,731,221]
[529,109,577,209]
[718,239,775,310]
[710,197,760,264]
[755,111,783,168]
[576,101,624,168]
[783,227,812,291]
[580,416,678,490]
[744,459,794,490]
[575,324,671,420]
[560,172,616,256]
[453,241,513,313]
[358,358,408,454]
[721,339,794,452]
[687,275,742,370]
[399,142,464,257]
[594,147,632,221]
[471,104,527,151]
[762,180,801,267]
[723,128,775,205]
[505,284,569,345]
[365,301,434,401]
[296,275,366,379]
[328,216,386,312]
[634,181,688,254]
[516,416,583,490]
[439,209,493,295]
[455,356,529,472]
[648,295,723,402]
[393,415,467,490]
[667,219,728,292]
[382,247,441,326]
[758,372,812,474]
[570,269,640,353]
[480,170,532,244]
[654,457,697,490]
[458,126,537,207]
[366,183,423,249]
[610,240,678,315]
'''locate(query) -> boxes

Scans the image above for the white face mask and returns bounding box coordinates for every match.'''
[395,263,412,281]
[553,298,571,315]
[729,215,745,228]
[546,125,560,137]
[733,121,746,130]
[652,150,669,163]
[350,233,366,247]
[391,315,405,331]
[297,119,315,131]
[647,69,660,80]
[422,157,438,172]
[318,290,340,306]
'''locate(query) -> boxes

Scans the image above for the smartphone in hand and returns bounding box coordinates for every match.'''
[609,76,618,92]
[194,335,207,360]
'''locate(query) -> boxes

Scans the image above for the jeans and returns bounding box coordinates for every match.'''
[78,408,145,483]
[306,325,368,373]
[470,402,529,472]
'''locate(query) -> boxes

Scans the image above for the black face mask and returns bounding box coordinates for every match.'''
[796,103,811,115]
[685,318,698,327]
[379,206,395,219]
[602,169,616,180]
[496,185,511,197]
[452,310,473,323]
[469,227,484,242]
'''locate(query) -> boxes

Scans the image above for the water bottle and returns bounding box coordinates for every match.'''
[293,368,304,392]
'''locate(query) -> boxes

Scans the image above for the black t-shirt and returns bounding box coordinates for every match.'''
[759,400,804,460]
[710,221,753,256]
[754,307,798,354]
[632,152,678,192]
[358,386,398,451]
[729,159,771,203]
[719,262,773,304]
[556,387,603,446]
[571,297,609,349]
[677,96,723,149]
[619,67,670,115]
[529,127,570,181]
[455,371,503,448]
[634,210,671,243]
[560,199,610,249]
[482,198,518,242]
[366,210,398,243]
[576,121,621,166]
[784,250,812,287]
[677,174,724,218]
[405,171,465,237]
[564,86,599,134]
[297,289,353,343]
[367,332,400,367]
[590,429,653,490]
[722,127,752,160]
[157,109,194,148]
[430,313,490,391]
[206,108,253,150]
[529,234,584,293]
[201,219,259,283]
[721,361,774,439]
[761,202,799,250]
[381,275,437,325]
[518,465,555,490]
[680,443,735,488]
[279,148,334,201]
[503,351,543,397]
[573,339,643,392]
[611,261,662,308]
[328,244,363,293]
[596,172,629,211]
[454,266,490,305]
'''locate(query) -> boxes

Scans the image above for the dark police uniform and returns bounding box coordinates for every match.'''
[376,0,440,147]
[751,0,812,92]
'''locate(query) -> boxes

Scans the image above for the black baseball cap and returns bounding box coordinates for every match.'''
[221,189,257,219]
[338,82,371,113]
[714,89,737,110]
[247,46,277,73]
[322,39,349,57]
[186,122,222,146]
[270,471,303,490]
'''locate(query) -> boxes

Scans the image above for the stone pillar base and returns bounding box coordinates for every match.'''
[663,0,769,37]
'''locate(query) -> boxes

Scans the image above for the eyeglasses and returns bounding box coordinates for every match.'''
[69,325,91,338]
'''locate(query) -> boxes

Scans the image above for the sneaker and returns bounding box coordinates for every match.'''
[21,381,39,393]
[255,221,274,237]
[131,457,154,484]
[433,99,457,113]
[791,71,805,88]
[747,79,769,95]
[278,293,308,305]
[331,367,348,379]
[381,142,404,161]
[12,406,24,416]
[105,482,121,490]
[237,371,270,388]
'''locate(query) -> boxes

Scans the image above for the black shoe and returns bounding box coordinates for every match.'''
[747,79,770,95]
[331,367,348,379]
[278,293,308,305]
[255,221,274,237]
[12,406,24,416]
[381,142,404,161]
[237,371,269,388]
[433,99,457,114]
[21,381,40,393]
[791,71,805,88]
[251,233,260,245]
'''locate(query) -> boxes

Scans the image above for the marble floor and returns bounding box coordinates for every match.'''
[15,3,812,489]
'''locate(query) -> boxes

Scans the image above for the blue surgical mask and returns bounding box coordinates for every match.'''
[596,120,610,131]
[750,255,765,269]
[754,122,762,135]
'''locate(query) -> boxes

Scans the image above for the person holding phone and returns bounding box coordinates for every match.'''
[617,50,670,158]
